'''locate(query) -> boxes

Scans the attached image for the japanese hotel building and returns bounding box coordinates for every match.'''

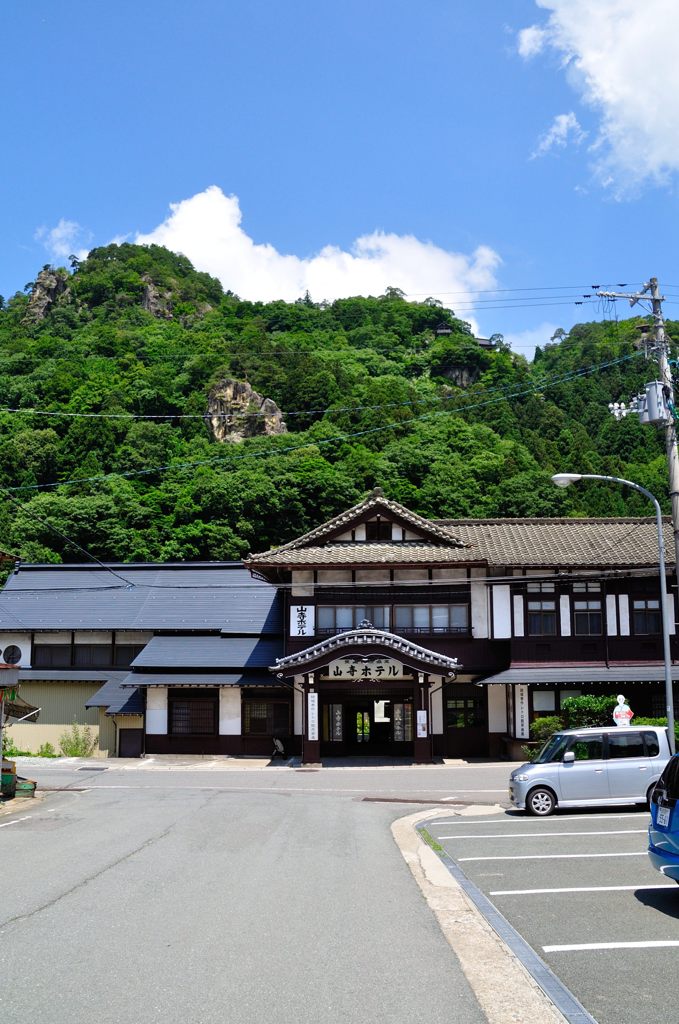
[2,490,678,761]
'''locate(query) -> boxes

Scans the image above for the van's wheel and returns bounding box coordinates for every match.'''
[526,787,556,816]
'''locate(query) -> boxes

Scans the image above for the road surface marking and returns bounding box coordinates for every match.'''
[544,941,679,952]
[439,828,646,839]
[459,851,647,862]
[0,816,31,828]
[490,884,675,895]
[431,812,645,825]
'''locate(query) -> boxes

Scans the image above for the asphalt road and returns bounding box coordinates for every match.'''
[427,807,679,1024]
[0,762,501,1024]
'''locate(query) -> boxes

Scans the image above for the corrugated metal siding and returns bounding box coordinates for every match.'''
[11,680,103,755]
[16,681,100,726]
[97,709,116,756]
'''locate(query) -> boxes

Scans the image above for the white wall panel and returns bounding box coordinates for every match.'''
[667,593,677,635]
[146,687,167,734]
[619,595,630,636]
[559,595,571,637]
[219,688,241,735]
[512,595,524,638]
[488,685,507,733]
[471,582,489,639]
[492,586,511,639]
[606,594,618,636]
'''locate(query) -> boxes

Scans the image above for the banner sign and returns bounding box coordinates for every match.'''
[307,691,318,741]
[322,656,410,681]
[290,605,315,638]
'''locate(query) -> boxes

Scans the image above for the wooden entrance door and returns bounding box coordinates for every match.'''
[444,685,488,757]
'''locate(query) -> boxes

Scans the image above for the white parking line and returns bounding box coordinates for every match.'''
[490,884,675,895]
[431,812,646,825]
[439,829,646,840]
[544,941,679,952]
[459,852,647,862]
[0,816,31,828]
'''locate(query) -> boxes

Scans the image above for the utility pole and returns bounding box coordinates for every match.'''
[598,279,679,575]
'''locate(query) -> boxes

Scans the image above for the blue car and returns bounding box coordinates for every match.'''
[648,755,679,882]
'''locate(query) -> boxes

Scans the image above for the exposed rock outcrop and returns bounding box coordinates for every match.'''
[206,380,287,443]
[141,275,174,319]
[24,267,70,322]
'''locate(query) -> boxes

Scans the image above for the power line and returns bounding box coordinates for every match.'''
[0,561,668,595]
[0,484,134,589]
[2,351,643,494]
[0,346,638,423]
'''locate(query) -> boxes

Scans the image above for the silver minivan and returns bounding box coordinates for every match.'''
[509,726,671,816]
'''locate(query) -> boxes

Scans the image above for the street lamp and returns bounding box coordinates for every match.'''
[551,472,676,754]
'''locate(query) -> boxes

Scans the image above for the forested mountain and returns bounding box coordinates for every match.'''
[0,244,673,563]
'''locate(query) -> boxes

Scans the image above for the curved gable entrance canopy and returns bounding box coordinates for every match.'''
[270,627,461,678]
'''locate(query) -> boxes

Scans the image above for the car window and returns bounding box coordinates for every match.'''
[533,733,569,763]
[657,756,679,803]
[567,735,604,760]
[607,732,645,758]
[643,731,660,757]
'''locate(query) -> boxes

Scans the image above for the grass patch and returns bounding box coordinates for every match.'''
[419,827,444,853]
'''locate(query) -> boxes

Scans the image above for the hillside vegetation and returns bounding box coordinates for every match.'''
[0,244,672,563]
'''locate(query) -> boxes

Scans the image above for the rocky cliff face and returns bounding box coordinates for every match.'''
[24,267,70,322]
[141,275,174,319]
[206,380,287,443]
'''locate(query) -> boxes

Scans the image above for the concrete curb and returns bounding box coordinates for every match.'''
[391,807,570,1024]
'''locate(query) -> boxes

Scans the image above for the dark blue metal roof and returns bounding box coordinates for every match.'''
[120,672,278,687]
[86,676,145,715]
[131,636,283,670]
[0,563,282,632]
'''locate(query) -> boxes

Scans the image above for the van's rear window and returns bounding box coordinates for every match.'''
[659,756,679,801]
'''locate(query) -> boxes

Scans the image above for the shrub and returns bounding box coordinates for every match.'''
[561,694,618,729]
[520,715,564,759]
[58,722,96,758]
[37,742,56,757]
[1,728,30,757]
[530,715,564,745]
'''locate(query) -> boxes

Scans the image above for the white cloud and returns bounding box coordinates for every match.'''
[531,112,586,158]
[518,0,679,191]
[502,322,561,360]
[34,219,91,263]
[134,186,501,321]
[517,25,547,58]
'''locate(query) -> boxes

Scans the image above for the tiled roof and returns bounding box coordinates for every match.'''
[273,627,460,673]
[247,489,466,562]
[437,518,674,568]
[250,542,479,567]
[245,518,672,569]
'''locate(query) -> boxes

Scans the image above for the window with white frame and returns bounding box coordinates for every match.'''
[316,606,390,631]
[393,605,468,634]
[526,583,557,636]
[572,581,602,635]
[633,598,661,635]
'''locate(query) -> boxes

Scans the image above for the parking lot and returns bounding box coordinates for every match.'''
[427,807,679,1024]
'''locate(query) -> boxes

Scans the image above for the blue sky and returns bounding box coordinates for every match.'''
[3,0,679,356]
